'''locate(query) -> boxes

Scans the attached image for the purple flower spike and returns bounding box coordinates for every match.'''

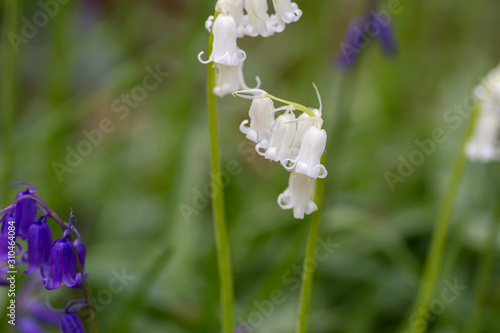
[336,8,398,71]
[336,16,367,70]
[43,238,84,290]
[23,215,53,275]
[0,209,16,262]
[60,312,85,333]
[15,188,38,239]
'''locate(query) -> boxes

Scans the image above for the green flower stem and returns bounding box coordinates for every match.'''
[408,104,480,333]
[465,194,500,333]
[206,12,234,333]
[265,94,316,117]
[296,154,327,333]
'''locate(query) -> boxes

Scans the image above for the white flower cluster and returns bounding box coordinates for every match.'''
[466,64,500,162]
[236,88,327,219]
[198,0,302,97]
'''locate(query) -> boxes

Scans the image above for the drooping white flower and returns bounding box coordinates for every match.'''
[244,0,276,37]
[198,13,246,66]
[213,61,260,97]
[466,64,500,162]
[466,109,500,161]
[272,0,303,33]
[278,172,317,219]
[260,111,297,162]
[290,113,318,150]
[283,125,327,178]
[239,97,276,144]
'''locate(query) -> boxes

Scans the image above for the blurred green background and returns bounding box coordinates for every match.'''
[1,0,500,332]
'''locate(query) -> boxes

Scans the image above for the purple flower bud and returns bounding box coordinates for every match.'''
[43,238,84,290]
[15,188,38,239]
[75,242,86,270]
[60,312,85,333]
[22,215,52,275]
[367,11,397,55]
[0,209,16,262]
[336,16,367,70]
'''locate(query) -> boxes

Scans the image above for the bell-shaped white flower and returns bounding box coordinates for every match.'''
[272,0,303,33]
[213,61,260,97]
[244,0,276,37]
[278,172,317,219]
[216,0,245,31]
[466,64,500,162]
[290,114,316,150]
[283,125,327,178]
[259,111,297,162]
[466,109,500,161]
[240,97,275,144]
[198,13,246,66]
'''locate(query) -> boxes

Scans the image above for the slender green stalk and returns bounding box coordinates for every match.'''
[1,0,20,203]
[296,154,326,333]
[206,12,234,333]
[408,104,480,333]
[465,195,500,333]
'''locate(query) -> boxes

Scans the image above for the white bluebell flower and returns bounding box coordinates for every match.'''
[466,64,500,162]
[272,0,302,33]
[278,171,318,219]
[244,0,276,37]
[239,97,276,144]
[198,13,246,66]
[261,111,297,162]
[284,125,327,179]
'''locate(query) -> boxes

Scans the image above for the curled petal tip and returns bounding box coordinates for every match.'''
[197,51,211,64]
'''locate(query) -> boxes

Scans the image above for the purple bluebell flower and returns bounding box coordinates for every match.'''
[22,215,53,275]
[15,186,38,239]
[0,208,17,262]
[43,233,85,290]
[336,5,397,70]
